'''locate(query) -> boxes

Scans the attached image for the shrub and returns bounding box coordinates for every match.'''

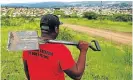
[83,12,98,20]
[113,14,132,22]
[57,27,75,41]
[53,10,65,17]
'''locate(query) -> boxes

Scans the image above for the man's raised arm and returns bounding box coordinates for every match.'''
[64,41,89,80]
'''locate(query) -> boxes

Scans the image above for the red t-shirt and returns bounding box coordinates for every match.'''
[22,43,75,80]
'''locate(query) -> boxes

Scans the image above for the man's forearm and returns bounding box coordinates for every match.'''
[23,60,30,80]
[75,51,87,79]
[64,41,88,80]
[25,70,30,80]
[77,51,86,73]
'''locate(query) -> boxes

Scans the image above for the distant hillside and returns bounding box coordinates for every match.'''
[1,1,132,8]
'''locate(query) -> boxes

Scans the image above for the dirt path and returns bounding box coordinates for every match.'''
[62,24,132,46]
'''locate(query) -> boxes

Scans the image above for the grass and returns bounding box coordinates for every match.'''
[61,18,132,33]
[59,28,132,80]
[1,17,132,80]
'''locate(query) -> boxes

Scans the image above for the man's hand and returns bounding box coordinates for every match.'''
[77,41,89,54]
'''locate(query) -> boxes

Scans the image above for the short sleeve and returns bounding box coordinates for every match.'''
[22,50,28,60]
[58,45,75,70]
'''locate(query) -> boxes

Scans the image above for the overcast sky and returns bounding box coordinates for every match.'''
[0,0,91,4]
[0,0,131,4]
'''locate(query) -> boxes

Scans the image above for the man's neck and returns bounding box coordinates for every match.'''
[41,32,56,40]
[41,35,56,40]
[40,37,52,40]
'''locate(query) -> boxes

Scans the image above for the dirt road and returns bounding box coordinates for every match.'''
[62,24,132,46]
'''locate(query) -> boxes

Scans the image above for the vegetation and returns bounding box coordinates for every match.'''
[113,14,132,22]
[1,16,36,27]
[53,10,79,18]
[83,12,132,22]
[53,10,132,22]
[53,10,65,16]
[83,12,98,20]
[61,18,132,32]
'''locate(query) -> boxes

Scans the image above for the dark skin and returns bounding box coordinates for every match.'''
[23,60,30,80]
[23,26,89,80]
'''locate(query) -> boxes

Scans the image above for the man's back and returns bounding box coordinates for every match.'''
[23,43,75,80]
[22,14,89,80]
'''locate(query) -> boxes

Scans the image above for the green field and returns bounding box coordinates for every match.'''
[1,17,132,80]
[61,18,132,32]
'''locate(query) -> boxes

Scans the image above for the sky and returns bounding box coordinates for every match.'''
[0,0,131,4]
[0,0,92,4]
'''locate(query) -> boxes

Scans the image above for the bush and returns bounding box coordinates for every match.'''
[113,14,132,22]
[1,16,35,27]
[53,10,65,17]
[97,14,132,22]
[97,15,113,20]
[69,13,79,18]
[57,27,75,41]
[63,15,71,18]
[83,12,98,20]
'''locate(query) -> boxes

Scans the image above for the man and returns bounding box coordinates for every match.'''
[23,14,89,80]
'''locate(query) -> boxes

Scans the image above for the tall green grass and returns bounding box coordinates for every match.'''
[61,18,132,32]
[1,17,132,80]
[58,27,132,80]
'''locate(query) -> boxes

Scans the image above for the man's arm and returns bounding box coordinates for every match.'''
[23,60,30,80]
[64,41,88,80]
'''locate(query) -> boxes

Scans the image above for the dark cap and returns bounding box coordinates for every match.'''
[40,14,62,31]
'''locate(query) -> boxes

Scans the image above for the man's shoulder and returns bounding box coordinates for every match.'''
[23,50,37,53]
[42,43,69,51]
[41,43,66,48]
[53,43,68,49]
